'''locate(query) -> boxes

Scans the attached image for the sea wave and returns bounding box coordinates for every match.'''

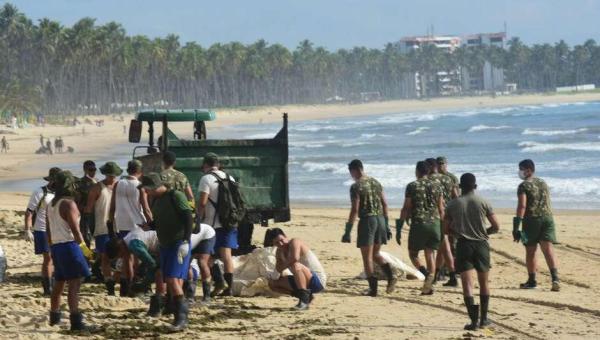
[406,127,429,135]
[518,141,600,152]
[522,128,588,136]
[468,125,511,132]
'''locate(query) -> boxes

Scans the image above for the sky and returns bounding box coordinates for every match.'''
[5,0,600,50]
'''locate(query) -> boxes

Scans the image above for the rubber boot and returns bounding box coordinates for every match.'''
[163,293,175,315]
[147,295,163,317]
[42,277,52,296]
[210,264,225,297]
[105,280,116,296]
[219,273,234,297]
[381,263,397,294]
[365,276,378,297]
[294,289,311,310]
[479,295,491,328]
[49,310,62,326]
[184,279,197,302]
[69,312,87,331]
[463,296,479,330]
[201,281,211,303]
[171,295,189,331]
[443,272,458,287]
[119,279,130,297]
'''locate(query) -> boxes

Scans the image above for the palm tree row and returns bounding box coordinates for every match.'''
[1,3,599,116]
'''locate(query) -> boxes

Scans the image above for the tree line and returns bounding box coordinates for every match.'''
[1,3,600,116]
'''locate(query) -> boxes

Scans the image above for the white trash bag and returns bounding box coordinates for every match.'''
[358,251,425,281]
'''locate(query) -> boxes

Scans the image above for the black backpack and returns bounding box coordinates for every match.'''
[208,172,246,229]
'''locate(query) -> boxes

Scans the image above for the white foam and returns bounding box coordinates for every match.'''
[407,127,429,135]
[522,128,588,136]
[245,132,276,139]
[468,125,511,132]
[519,141,600,152]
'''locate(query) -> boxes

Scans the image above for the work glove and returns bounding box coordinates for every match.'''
[188,200,196,210]
[341,222,352,243]
[512,217,522,242]
[177,241,190,264]
[395,219,405,246]
[79,242,94,260]
[486,226,498,235]
[384,217,392,241]
[24,229,34,243]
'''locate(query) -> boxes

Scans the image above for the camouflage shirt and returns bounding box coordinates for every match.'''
[161,168,190,193]
[518,177,553,217]
[428,173,454,203]
[350,176,384,218]
[75,176,97,210]
[405,178,442,224]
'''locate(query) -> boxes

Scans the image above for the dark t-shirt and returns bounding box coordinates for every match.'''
[151,190,192,247]
[445,193,493,241]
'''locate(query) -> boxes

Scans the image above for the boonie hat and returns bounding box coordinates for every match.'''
[436,156,448,165]
[138,172,163,190]
[203,152,219,165]
[44,167,62,181]
[99,161,123,177]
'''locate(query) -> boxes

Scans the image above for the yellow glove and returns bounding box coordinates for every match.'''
[79,242,94,260]
[188,200,196,210]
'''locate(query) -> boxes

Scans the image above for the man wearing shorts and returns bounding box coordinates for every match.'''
[400,161,444,295]
[189,223,216,303]
[76,160,97,247]
[266,228,327,310]
[513,159,560,291]
[46,170,93,331]
[140,173,192,331]
[24,167,59,295]
[445,173,500,330]
[343,159,395,297]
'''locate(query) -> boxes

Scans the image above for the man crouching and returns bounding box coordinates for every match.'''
[266,228,327,310]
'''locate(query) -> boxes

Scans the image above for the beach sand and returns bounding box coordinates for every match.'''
[1,200,599,339]
[1,92,600,339]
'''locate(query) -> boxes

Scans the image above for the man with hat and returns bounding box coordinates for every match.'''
[24,167,60,295]
[161,150,195,203]
[197,152,239,297]
[76,160,98,247]
[84,161,122,295]
[139,172,193,331]
[444,173,500,330]
[46,170,93,331]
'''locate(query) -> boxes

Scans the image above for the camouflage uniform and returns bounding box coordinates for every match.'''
[160,168,190,193]
[518,177,556,245]
[350,176,387,248]
[405,178,442,251]
[429,172,455,204]
[76,176,97,245]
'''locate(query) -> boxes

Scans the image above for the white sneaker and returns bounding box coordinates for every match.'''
[551,280,561,292]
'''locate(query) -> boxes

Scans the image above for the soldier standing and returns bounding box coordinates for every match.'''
[399,161,444,295]
[160,151,195,203]
[76,161,98,246]
[343,159,395,297]
[513,159,560,291]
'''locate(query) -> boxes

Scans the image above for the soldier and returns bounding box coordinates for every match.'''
[46,170,93,331]
[399,161,444,295]
[84,161,122,295]
[160,151,195,203]
[139,173,193,331]
[24,167,60,295]
[426,158,458,287]
[342,159,395,297]
[513,159,560,291]
[76,160,97,247]
[444,173,500,330]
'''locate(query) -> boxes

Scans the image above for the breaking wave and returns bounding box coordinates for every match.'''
[518,141,600,152]
[522,128,588,136]
[468,125,511,132]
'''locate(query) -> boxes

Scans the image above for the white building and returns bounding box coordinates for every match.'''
[461,32,507,92]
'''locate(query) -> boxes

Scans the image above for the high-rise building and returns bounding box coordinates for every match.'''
[461,32,507,92]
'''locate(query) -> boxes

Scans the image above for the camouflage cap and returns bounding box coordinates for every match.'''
[127,159,143,174]
[44,167,62,181]
[203,152,219,165]
[99,161,123,177]
[54,170,77,197]
[436,156,448,165]
[138,172,163,190]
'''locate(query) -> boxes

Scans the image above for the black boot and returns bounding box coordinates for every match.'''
[201,281,211,303]
[381,263,397,294]
[119,279,130,297]
[163,293,175,315]
[171,295,189,331]
[294,289,311,310]
[49,310,62,326]
[463,296,479,330]
[443,272,458,287]
[42,277,52,296]
[69,312,87,331]
[365,276,378,297]
[219,273,234,297]
[480,295,491,328]
[184,279,197,302]
[105,280,116,296]
[147,295,163,317]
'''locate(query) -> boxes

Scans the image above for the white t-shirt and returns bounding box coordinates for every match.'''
[124,229,159,253]
[27,186,54,232]
[190,223,216,249]
[114,177,146,232]
[198,169,236,229]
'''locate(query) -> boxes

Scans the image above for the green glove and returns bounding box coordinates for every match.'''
[342,222,352,243]
[384,217,392,241]
[395,219,404,245]
[512,217,522,242]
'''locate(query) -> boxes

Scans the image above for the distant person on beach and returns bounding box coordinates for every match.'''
[40,134,44,147]
[46,139,53,155]
[1,136,8,153]
[139,172,193,331]
[513,159,561,291]
[343,159,395,297]
[24,167,60,295]
[400,160,444,295]
[46,170,93,331]
[444,173,500,330]
[265,228,327,310]
[84,161,122,295]
[437,156,460,281]
[76,160,98,246]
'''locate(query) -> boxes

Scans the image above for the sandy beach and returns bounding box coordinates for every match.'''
[1,92,600,339]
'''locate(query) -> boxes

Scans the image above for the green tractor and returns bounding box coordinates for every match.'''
[128,109,290,254]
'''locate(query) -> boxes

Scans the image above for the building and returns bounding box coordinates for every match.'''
[461,32,507,93]
[398,35,461,53]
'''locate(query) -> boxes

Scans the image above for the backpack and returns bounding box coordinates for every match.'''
[31,186,49,225]
[208,172,246,229]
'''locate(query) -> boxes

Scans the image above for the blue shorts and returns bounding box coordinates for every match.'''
[214,228,238,251]
[159,240,192,280]
[288,271,324,293]
[192,236,216,255]
[33,230,50,254]
[117,230,130,239]
[95,234,110,253]
[51,241,91,281]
